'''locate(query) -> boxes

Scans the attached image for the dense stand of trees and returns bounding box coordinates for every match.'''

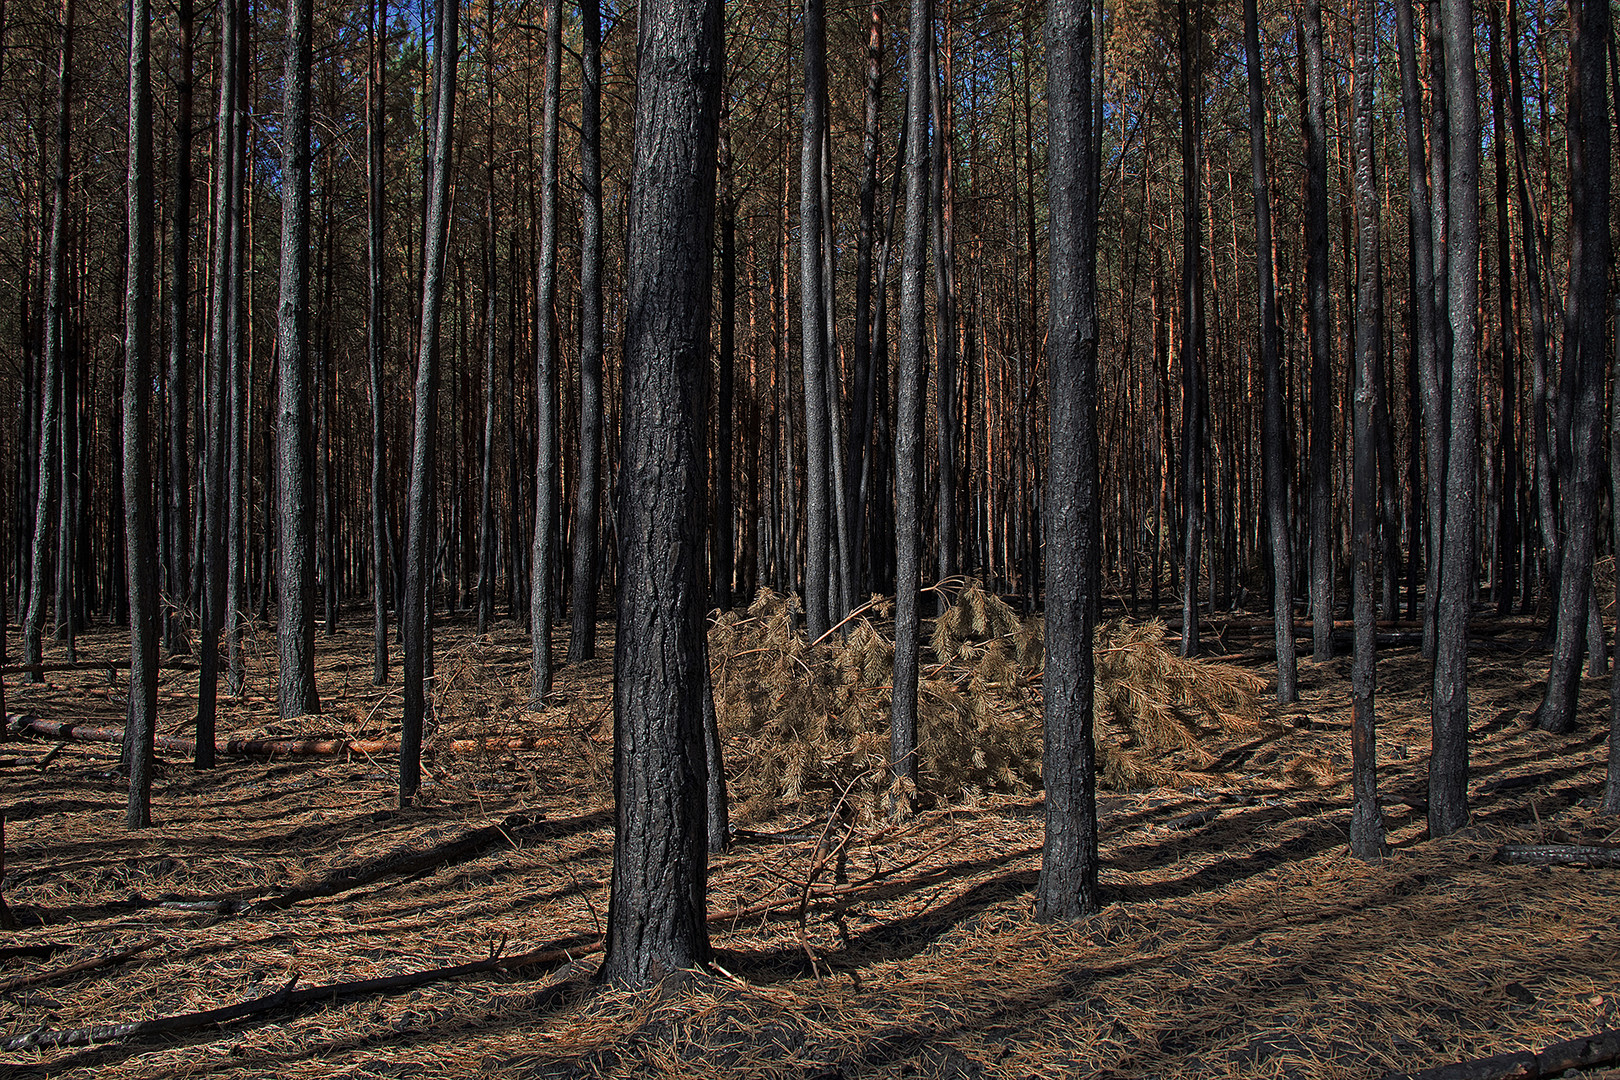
[1,0,1618,982]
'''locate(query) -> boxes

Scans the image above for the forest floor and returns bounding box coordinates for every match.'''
[1,602,1618,1079]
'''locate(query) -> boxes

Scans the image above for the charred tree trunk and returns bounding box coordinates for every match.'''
[1430,0,1481,836]
[366,0,389,685]
[800,0,832,640]
[714,108,736,612]
[124,0,159,829]
[1539,0,1609,735]
[1243,0,1296,703]
[1303,0,1334,662]
[568,0,604,662]
[401,0,458,806]
[891,0,932,800]
[164,0,192,658]
[195,0,234,768]
[600,0,722,986]
[22,0,73,680]
[276,0,320,719]
[1349,0,1386,859]
[530,0,561,705]
[1177,0,1205,659]
[1036,0,1101,922]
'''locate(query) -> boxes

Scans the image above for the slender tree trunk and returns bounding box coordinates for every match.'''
[1177,0,1205,658]
[931,27,958,584]
[1508,0,1553,609]
[1488,2,1519,615]
[1349,0,1386,859]
[1394,0,1444,653]
[194,0,236,769]
[1303,0,1334,662]
[800,0,832,640]
[1607,288,1620,815]
[1430,0,1482,836]
[1036,0,1100,922]
[568,0,604,662]
[1243,0,1296,703]
[714,107,735,611]
[848,4,882,603]
[530,0,561,705]
[164,0,192,657]
[366,0,389,685]
[277,0,320,719]
[477,1,497,639]
[401,0,458,806]
[891,0,932,800]
[124,0,159,829]
[225,15,248,696]
[22,0,73,680]
[1538,0,1609,735]
[600,0,722,986]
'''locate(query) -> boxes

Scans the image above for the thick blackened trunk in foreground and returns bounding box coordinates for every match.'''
[568,0,604,662]
[601,0,722,986]
[401,0,458,807]
[124,0,159,829]
[277,0,320,719]
[1429,0,1481,837]
[1349,0,1385,860]
[891,0,931,799]
[1539,0,1609,736]
[1036,0,1100,922]
[1243,0,1295,704]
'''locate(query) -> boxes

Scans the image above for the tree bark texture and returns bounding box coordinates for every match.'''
[401,0,459,807]
[1349,0,1385,859]
[568,0,605,663]
[22,0,72,681]
[1539,0,1609,736]
[124,0,159,829]
[891,0,932,798]
[276,0,320,719]
[1303,0,1334,663]
[1036,0,1101,922]
[1242,0,1296,704]
[1429,0,1481,838]
[799,0,832,641]
[530,0,561,705]
[601,0,723,986]
[1176,0,1204,659]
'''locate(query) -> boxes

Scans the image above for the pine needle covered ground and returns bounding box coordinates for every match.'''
[2,604,1618,1079]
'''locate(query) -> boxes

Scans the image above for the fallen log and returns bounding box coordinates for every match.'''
[0,939,157,995]
[1382,1027,1620,1080]
[1495,844,1620,868]
[7,715,562,760]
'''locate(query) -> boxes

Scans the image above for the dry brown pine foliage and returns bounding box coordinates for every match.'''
[709,583,1278,824]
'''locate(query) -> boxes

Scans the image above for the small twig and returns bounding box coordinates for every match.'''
[0,938,159,995]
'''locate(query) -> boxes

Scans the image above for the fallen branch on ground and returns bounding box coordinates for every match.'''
[1495,844,1620,868]
[1382,1027,1620,1080]
[0,939,158,995]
